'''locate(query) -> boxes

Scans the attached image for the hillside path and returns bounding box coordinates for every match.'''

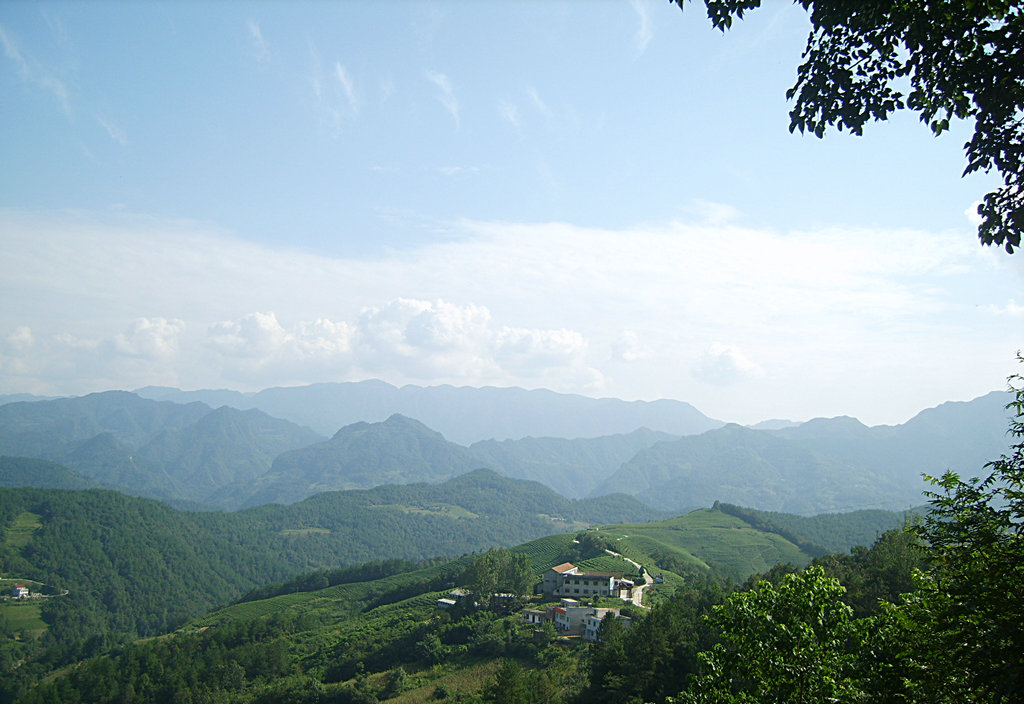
[603,549,653,608]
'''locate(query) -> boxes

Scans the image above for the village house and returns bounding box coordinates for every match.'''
[551,598,591,634]
[540,562,633,599]
[11,584,29,599]
[583,608,633,642]
[524,598,632,640]
[436,588,472,610]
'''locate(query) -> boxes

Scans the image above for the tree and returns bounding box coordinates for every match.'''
[911,368,1024,702]
[672,566,860,704]
[674,0,1024,253]
[462,548,535,608]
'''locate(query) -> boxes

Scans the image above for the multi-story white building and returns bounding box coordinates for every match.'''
[541,562,633,599]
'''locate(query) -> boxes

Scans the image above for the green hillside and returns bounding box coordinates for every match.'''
[4,497,921,704]
[0,470,660,694]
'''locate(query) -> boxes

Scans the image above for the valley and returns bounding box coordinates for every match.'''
[0,382,1016,703]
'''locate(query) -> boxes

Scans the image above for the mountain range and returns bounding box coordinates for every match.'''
[0,384,1013,514]
[126,380,724,443]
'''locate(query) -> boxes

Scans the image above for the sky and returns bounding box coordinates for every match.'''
[1,0,1022,427]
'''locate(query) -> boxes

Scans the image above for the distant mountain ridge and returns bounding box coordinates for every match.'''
[0,385,1011,515]
[594,391,1013,514]
[0,392,324,506]
[469,427,678,498]
[130,380,724,443]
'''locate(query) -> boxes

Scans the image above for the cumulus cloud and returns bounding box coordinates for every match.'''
[611,331,645,362]
[1,320,187,393]
[982,300,1024,317]
[209,312,291,358]
[691,343,764,387]
[114,317,184,359]
[5,326,35,352]
[494,327,586,370]
[206,312,355,385]
[1,208,1018,423]
[197,301,599,390]
[964,200,984,226]
[354,299,494,378]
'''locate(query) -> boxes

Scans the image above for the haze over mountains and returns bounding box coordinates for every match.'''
[0,382,1012,514]
[128,380,723,443]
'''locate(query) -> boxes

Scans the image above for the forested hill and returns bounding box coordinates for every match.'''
[0,393,324,506]
[2,501,917,704]
[593,391,1012,514]
[0,471,660,661]
[223,414,484,508]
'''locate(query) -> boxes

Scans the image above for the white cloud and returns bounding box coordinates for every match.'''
[438,166,479,176]
[498,98,520,128]
[209,312,289,358]
[5,326,35,352]
[246,18,269,62]
[965,200,983,226]
[425,70,460,127]
[0,23,71,115]
[982,300,1024,317]
[335,62,358,112]
[0,208,1018,424]
[630,0,653,57]
[495,327,587,370]
[526,86,550,118]
[691,342,763,386]
[114,318,184,359]
[307,42,359,134]
[95,114,127,145]
[611,331,645,362]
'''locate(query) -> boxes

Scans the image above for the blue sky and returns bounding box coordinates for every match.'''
[2,1,1021,427]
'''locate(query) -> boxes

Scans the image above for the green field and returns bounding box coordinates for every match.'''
[280,527,332,536]
[370,503,480,519]
[0,601,47,635]
[595,508,812,582]
[3,511,42,549]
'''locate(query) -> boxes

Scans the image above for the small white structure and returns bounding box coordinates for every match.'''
[521,608,547,625]
[583,608,633,642]
[11,585,29,599]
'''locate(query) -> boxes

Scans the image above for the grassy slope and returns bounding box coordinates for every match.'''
[593,508,814,583]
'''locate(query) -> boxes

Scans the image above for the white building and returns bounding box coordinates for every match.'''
[541,562,632,599]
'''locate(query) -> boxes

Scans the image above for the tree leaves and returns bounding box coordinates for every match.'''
[673,0,1024,253]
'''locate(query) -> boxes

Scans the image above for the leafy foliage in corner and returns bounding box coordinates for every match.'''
[673,566,860,704]
[911,368,1024,701]
[675,0,1024,253]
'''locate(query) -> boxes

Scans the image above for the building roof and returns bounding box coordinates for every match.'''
[550,562,576,573]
